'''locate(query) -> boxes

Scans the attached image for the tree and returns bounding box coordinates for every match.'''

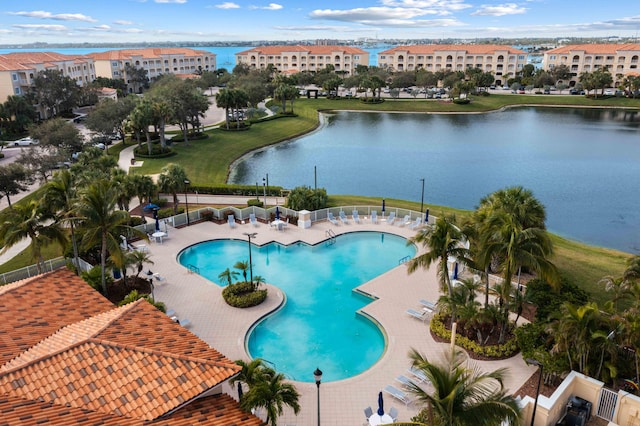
[0,163,34,207]
[216,88,235,130]
[551,64,572,83]
[85,97,136,142]
[29,117,83,157]
[129,249,154,282]
[407,214,468,323]
[131,174,157,221]
[0,199,67,273]
[416,70,438,97]
[218,267,239,285]
[157,163,189,215]
[129,97,155,154]
[0,95,36,136]
[76,179,143,295]
[124,64,149,94]
[234,260,250,282]
[274,84,298,114]
[240,366,300,426]
[29,69,81,118]
[407,348,521,426]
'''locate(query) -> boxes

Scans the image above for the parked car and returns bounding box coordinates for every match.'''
[12,137,38,146]
[517,89,526,94]
[603,89,615,96]
[569,88,585,95]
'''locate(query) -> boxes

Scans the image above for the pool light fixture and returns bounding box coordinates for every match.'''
[314,367,322,426]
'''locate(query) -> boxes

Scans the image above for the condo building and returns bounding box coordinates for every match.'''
[236,45,369,76]
[378,44,527,87]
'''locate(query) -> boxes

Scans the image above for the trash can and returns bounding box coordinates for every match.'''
[130,158,136,165]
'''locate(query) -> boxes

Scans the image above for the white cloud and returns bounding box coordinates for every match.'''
[273,25,382,33]
[380,0,471,12]
[13,24,68,31]
[250,3,283,10]
[311,7,436,21]
[114,20,134,25]
[471,3,527,16]
[8,10,97,22]
[214,2,240,9]
[154,0,187,3]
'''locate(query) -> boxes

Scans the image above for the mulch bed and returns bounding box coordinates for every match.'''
[105,276,153,305]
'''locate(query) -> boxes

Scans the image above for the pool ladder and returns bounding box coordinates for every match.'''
[187,264,200,274]
[325,229,336,246]
[398,255,411,265]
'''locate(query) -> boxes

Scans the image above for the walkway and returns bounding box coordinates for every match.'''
[137,217,537,425]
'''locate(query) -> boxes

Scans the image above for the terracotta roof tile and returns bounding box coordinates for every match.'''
[546,43,640,55]
[237,45,367,56]
[0,52,91,72]
[0,269,114,365]
[379,44,526,55]
[87,48,212,61]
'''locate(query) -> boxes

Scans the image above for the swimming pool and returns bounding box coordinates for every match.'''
[178,231,416,382]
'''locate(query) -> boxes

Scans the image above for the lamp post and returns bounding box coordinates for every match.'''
[243,232,257,284]
[420,178,425,215]
[184,179,190,226]
[262,178,267,207]
[313,367,322,426]
[526,359,544,426]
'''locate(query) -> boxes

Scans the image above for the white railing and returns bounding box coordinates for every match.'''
[0,257,68,284]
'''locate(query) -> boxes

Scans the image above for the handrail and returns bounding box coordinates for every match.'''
[399,255,411,265]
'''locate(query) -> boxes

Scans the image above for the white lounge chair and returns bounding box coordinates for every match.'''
[179,318,191,328]
[407,366,429,384]
[409,217,423,230]
[396,374,413,387]
[419,299,437,310]
[249,213,259,227]
[364,406,373,420]
[327,212,339,225]
[352,210,361,224]
[228,214,237,228]
[339,211,350,224]
[371,210,378,224]
[385,211,396,224]
[396,215,411,226]
[383,384,411,406]
[407,308,429,322]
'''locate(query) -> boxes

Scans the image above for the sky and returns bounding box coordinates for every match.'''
[1,0,639,45]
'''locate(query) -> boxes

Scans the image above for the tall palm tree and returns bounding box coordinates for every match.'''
[215,88,235,129]
[240,367,300,426]
[600,275,633,311]
[407,214,468,323]
[406,348,521,426]
[218,267,239,285]
[76,179,144,295]
[0,199,67,273]
[624,256,640,281]
[131,174,157,222]
[157,163,189,215]
[234,260,250,282]
[42,169,80,272]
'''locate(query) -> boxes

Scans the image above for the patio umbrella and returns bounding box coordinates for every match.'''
[237,382,243,401]
[425,208,429,223]
[143,203,159,212]
[382,199,386,219]
[453,262,459,280]
[276,206,280,220]
[377,391,384,415]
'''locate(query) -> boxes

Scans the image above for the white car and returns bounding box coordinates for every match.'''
[12,137,38,146]
[603,89,615,96]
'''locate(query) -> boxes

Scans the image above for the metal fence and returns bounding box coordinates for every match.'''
[0,257,69,285]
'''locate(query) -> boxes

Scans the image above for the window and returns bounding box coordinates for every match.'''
[518,55,525,60]
[112,61,118,67]
[549,55,556,60]
[12,73,17,81]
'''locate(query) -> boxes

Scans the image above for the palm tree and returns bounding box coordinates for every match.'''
[234,260,250,282]
[131,174,157,222]
[218,267,239,285]
[157,163,189,215]
[600,275,633,311]
[240,367,300,426]
[216,88,235,129]
[76,179,144,295]
[42,169,80,272]
[406,348,521,426]
[407,214,468,323]
[624,256,640,281]
[0,199,68,273]
[129,249,153,281]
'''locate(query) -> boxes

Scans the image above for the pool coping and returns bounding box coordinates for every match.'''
[142,218,537,425]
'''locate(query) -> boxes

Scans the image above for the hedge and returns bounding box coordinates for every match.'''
[222,281,267,308]
[430,312,519,359]
[187,184,283,197]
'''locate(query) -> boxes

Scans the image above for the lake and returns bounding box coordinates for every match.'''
[229,107,640,253]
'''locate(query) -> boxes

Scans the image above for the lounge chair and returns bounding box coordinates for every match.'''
[228,214,237,228]
[327,212,339,225]
[409,217,423,230]
[407,366,429,384]
[385,211,396,224]
[407,308,429,322]
[383,384,411,406]
[364,406,373,420]
[396,215,411,226]
[389,407,399,422]
[249,213,259,227]
[352,210,361,224]
[419,299,436,311]
[339,211,350,224]
[283,218,289,229]
[396,374,413,387]
[179,318,191,328]
[371,210,378,224]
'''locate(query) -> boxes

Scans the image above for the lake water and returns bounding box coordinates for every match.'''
[229,107,640,253]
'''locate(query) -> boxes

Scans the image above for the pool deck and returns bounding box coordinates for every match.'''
[141,217,537,425]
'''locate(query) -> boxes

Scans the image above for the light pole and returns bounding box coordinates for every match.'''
[420,178,425,215]
[314,367,322,426]
[243,232,257,284]
[262,178,267,207]
[184,179,190,226]
[526,359,544,426]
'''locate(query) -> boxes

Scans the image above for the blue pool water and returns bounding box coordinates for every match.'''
[178,231,416,382]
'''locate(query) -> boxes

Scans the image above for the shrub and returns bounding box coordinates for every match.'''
[129,216,146,227]
[170,133,209,142]
[81,265,113,293]
[286,186,328,211]
[430,312,519,359]
[134,145,176,158]
[158,206,183,219]
[222,281,267,308]
[247,198,263,207]
[200,210,214,221]
[452,98,471,105]
[525,277,589,322]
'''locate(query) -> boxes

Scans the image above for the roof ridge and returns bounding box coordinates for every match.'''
[0,300,143,372]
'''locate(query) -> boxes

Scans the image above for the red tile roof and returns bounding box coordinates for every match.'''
[379,44,526,55]
[0,52,91,71]
[546,44,640,55]
[87,48,212,61]
[237,45,368,56]
[0,269,265,425]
